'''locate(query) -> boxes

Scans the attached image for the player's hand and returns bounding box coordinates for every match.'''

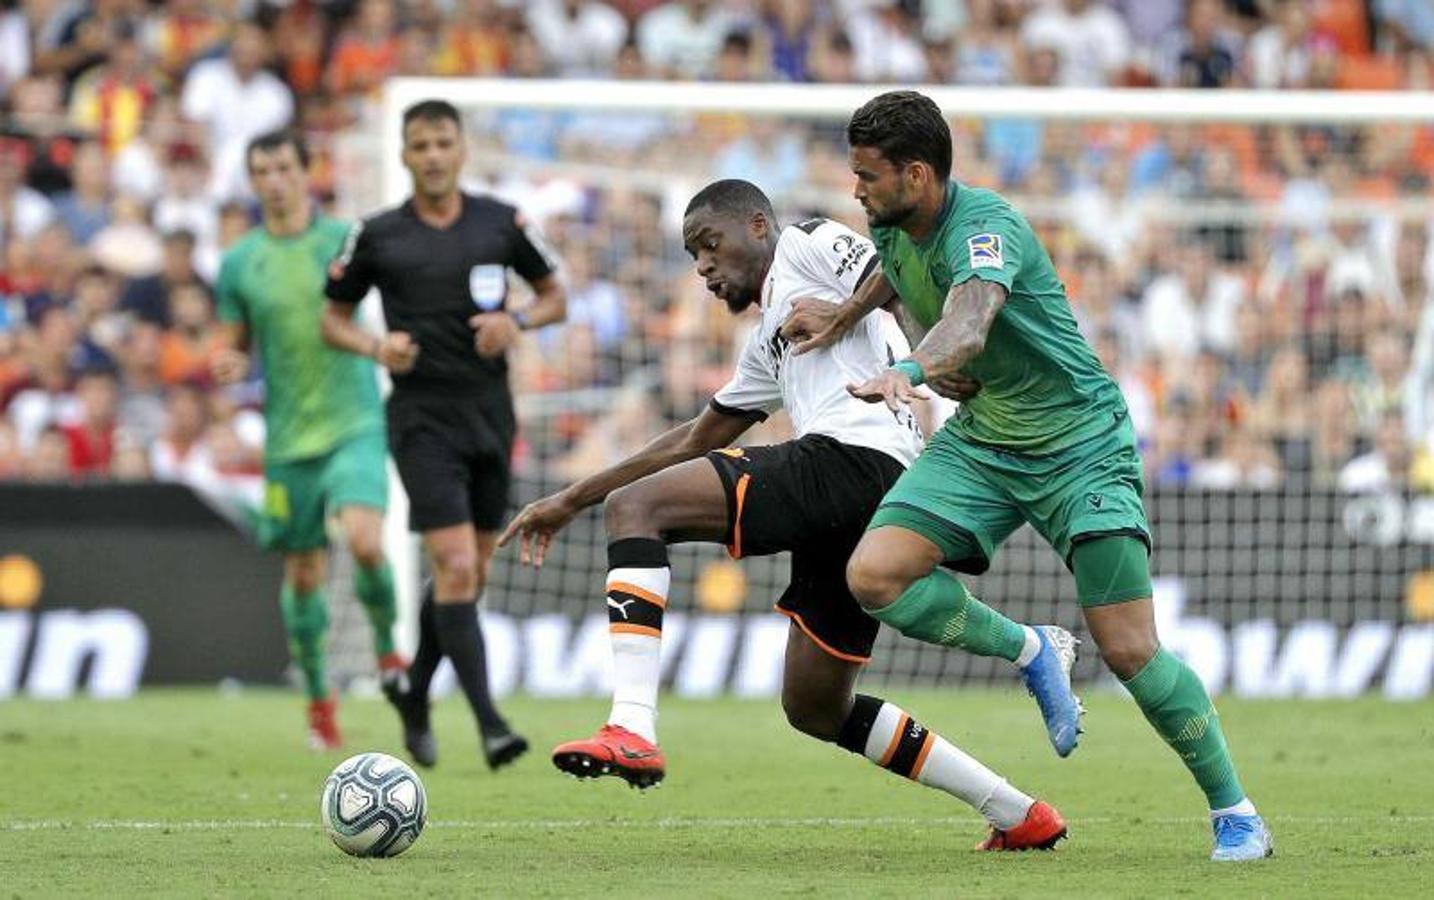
[211,348,250,385]
[847,368,926,412]
[780,298,846,356]
[469,312,520,358]
[377,331,420,374]
[498,492,579,568]
[927,372,982,402]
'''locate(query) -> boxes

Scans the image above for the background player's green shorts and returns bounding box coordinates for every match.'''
[869,413,1151,605]
[259,429,388,552]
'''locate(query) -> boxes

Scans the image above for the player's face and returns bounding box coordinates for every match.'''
[683,209,771,314]
[246,143,308,217]
[402,117,466,200]
[849,145,920,229]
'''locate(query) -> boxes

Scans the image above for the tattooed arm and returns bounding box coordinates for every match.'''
[847,278,1006,410]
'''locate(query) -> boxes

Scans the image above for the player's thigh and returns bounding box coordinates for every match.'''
[845,525,945,608]
[866,430,1024,574]
[780,547,881,667]
[260,455,329,554]
[1020,421,1153,583]
[605,456,730,543]
[322,431,389,561]
[780,620,863,741]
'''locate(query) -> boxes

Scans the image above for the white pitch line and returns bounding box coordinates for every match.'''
[5,815,1434,833]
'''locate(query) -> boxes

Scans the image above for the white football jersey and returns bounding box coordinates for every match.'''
[711,218,924,468]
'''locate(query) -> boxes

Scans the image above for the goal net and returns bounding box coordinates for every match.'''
[322,79,1434,701]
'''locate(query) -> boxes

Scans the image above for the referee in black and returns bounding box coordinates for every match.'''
[322,99,566,770]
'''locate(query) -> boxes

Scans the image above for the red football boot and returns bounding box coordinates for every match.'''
[552,725,666,789]
[307,695,343,751]
[976,800,1067,851]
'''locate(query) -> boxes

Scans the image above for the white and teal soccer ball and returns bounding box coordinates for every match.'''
[320,752,427,857]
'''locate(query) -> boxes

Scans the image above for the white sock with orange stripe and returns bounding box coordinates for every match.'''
[604,538,671,745]
[836,694,1034,830]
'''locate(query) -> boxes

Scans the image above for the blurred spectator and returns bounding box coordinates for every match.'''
[1376,0,1434,51]
[158,281,220,385]
[714,120,807,198]
[712,29,763,81]
[143,0,227,82]
[113,319,168,447]
[527,0,629,77]
[637,0,736,78]
[1340,411,1420,492]
[1251,344,1315,472]
[0,138,57,256]
[847,0,928,83]
[954,0,1020,85]
[60,366,118,477]
[1021,0,1132,87]
[434,0,514,76]
[1246,0,1330,89]
[327,0,401,97]
[26,425,71,481]
[152,143,219,267]
[30,0,133,87]
[52,141,112,245]
[1190,424,1282,490]
[1310,377,1358,485]
[758,0,821,83]
[0,1,29,95]
[180,21,295,200]
[0,416,21,478]
[1155,0,1239,88]
[149,380,214,487]
[67,18,157,155]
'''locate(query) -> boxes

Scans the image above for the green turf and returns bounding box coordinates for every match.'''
[3,688,1431,898]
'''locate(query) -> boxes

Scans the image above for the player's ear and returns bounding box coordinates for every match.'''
[750,211,769,241]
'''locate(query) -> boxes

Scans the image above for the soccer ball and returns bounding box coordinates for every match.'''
[320,752,427,857]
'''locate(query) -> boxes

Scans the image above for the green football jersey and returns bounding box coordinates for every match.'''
[872,181,1126,453]
[216,215,383,462]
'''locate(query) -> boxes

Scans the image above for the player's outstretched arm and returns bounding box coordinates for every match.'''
[781,270,896,355]
[320,300,419,373]
[847,278,1006,408]
[499,405,752,566]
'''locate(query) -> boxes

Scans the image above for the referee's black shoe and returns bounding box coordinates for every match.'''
[483,730,529,770]
[383,679,438,769]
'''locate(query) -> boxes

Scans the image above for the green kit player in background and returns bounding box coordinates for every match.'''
[213,130,405,750]
[782,91,1272,862]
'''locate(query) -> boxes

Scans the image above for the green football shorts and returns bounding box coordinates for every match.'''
[259,429,388,552]
[868,414,1152,605]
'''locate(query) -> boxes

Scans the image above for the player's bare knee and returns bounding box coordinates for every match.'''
[348,533,385,569]
[285,554,325,595]
[1098,636,1159,681]
[780,688,845,742]
[846,546,906,611]
[604,483,659,539]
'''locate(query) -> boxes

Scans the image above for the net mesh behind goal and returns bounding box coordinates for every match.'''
[322,81,1434,697]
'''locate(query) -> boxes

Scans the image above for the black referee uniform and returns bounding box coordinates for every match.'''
[326,192,557,532]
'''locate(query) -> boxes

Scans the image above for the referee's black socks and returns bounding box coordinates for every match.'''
[406,581,442,702]
[433,600,509,735]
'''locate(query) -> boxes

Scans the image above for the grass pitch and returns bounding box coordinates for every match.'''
[3,688,1431,898]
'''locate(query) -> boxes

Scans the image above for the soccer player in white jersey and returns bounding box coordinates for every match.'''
[500,180,1074,850]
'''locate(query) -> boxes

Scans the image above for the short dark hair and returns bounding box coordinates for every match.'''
[684,179,774,222]
[846,90,952,182]
[402,99,462,131]
[246,129,310,169]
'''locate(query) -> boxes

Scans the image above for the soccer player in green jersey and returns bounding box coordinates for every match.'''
[782,91,1271,861]
[212,130,404,750]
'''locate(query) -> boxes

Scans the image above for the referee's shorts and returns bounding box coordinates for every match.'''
[387,389,515,533]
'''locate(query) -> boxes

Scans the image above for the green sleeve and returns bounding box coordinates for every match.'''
[942,212,1024,292]
[215,245,247,325]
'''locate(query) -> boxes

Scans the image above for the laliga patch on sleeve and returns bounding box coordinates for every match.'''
[967,233,1003,269]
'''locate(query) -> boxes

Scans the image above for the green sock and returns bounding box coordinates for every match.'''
[279,584,330,701]
[353,561,398,657]
[1122,647,1246,810]
[866,567,1026,662]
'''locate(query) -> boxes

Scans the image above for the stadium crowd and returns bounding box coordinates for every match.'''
[2,0,1434,507]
